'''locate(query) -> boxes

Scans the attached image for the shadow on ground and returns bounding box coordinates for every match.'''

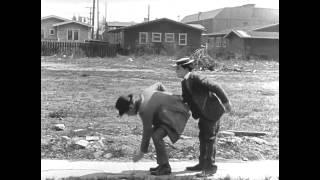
[62,170,200,180]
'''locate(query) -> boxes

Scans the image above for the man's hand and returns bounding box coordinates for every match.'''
[132,150,144,162]
[223,102,232,113]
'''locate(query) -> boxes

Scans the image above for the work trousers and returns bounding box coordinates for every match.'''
[152,126,169,166]
[198,118,221,165]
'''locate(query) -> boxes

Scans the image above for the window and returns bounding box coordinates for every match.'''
[152,32,162,42]
[41,29,44,39]
[216,37,221,47]
[165,33,174,42]
[139,32,148,44]
[67,30,73,40]
[67,29,80,41]
[179,33,187,45]
[73,30,79,41]
[211,37,216,47]
[222,38,227,47]
[49,29,55,35]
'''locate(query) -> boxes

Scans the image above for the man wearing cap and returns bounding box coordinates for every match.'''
[173,57,232,176]
[115,82,190,176]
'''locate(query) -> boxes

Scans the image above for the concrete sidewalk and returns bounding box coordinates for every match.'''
[41,159,279,180]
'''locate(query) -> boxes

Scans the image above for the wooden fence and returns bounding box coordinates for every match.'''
[41,40,117,57]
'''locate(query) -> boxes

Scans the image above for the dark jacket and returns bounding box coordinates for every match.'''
[182,72,229,121]
[138,83,190,153]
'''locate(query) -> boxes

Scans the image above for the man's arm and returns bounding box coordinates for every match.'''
[192,74,229,104]
[191,74,232,113]
[139,111,153,153]
[133,111,153,162]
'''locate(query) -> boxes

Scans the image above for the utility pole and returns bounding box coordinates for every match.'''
[86,7,92,25]
[148,4,150,21]
[104,0,108,32]
[96,0,99,40]
[105,0,107,23]
[92,0,95,40]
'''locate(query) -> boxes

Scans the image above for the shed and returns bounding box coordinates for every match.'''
[106,18,204,54]
[224,30,279,60]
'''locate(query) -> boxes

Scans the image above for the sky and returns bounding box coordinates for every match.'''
[41,0,279,23]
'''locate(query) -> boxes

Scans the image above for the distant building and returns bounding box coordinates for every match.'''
[181,4,279,34]
[202,23,279,60]
[254,23,279,32]
[105,21,137,31]
[202,23,278,47]
[224,29,279,60]
[41,15,92,42]
[102,21,137,41]
[105,18,204,55]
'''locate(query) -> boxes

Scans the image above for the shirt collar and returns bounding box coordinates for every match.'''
[184,72,191,80]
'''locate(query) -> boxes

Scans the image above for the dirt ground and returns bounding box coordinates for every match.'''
[41,55,279,161]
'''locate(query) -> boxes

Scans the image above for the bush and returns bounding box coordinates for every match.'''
[152,43,164,54]
[162,43,177,56]
[207,48,236,60]
[174,46,195,59]
[134,44,154,56]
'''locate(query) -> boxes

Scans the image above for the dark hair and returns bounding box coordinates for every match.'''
[115,94,133,116]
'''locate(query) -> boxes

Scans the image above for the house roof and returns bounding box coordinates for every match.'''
[224,30,279,39]
[41,15,70,22]
[107,21,137,27]
[52,21,93,28]
[181,8,223,23]
[107,18,205,33]
[181,4,279,23]
[203,23,279,37]
[186,24,206,31]
[253,23,279,31]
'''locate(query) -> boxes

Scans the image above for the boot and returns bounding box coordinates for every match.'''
[186,157,205,171]
[202,163,217,175]
[150,164,171,176]
[195,165,217,178]
[186,139,206,171]
[149,165,160,172]
[203,140,218,175]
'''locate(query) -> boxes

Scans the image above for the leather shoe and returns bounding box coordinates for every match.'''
[150,165,171,176]
[149,165,160,172]
[196,164,217,177]
[186,163,203,171]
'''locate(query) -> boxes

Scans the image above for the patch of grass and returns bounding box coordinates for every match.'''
[54,175,278,180]
[48,109,68,118]
[80,73,90,77]
[41,56,279,160]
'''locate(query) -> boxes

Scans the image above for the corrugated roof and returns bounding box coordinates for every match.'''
[187,24,206,31]
[53,21,93,28]
[203,24,273,36]
[107,18,205,33]
[225,30,279,39]
[181,5,279,23]
[41,15,70,22]
[253,23,279,31]
[107,21,137,27]
[181,8,224,23]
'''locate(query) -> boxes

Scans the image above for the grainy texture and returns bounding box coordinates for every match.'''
[41,55,279,161]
